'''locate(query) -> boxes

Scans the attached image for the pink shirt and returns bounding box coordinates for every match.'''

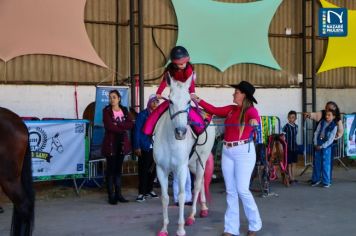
[199,100,260,142]
[113,109,124,121]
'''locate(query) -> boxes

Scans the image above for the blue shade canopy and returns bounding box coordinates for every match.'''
[172,0,282,71]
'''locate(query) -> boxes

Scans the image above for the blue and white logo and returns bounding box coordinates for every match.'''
[319,8,347,37]
[77,164,84,171]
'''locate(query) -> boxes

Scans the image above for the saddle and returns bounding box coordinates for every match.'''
[142,100,212,136]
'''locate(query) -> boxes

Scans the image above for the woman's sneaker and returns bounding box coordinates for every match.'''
[136,194,146,203]
[322,183,331,188]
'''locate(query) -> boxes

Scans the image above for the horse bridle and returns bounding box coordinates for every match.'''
[162,96,191,121]
[169,103,190,120]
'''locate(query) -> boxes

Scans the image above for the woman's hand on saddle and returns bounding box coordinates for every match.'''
[190,94,201,103]
[134,149,142,157]
[156,94,162,100]
[304,112,311,119]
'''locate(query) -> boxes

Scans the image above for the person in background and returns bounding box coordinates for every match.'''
[102,90,133,204]
[304,101,343,182]
[311,110,337,188]
[192,80,262,236]
[134,94,160,203]
[282,110,299,184]
[304,101,343,140]
[173,168,192,206]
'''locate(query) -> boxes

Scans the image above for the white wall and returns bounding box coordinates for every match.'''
[1,85,355,127]
[0,85,96,119]
[316,89,356,114]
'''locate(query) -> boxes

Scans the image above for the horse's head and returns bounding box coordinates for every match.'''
[51,133,64,153]
[167,74,192,140]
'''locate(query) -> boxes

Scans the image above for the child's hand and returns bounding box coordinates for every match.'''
[190,94,201,102]
[156,94,162,100]
[314,145,322,151]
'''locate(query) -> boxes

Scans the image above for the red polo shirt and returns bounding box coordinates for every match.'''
[199,100,260,142]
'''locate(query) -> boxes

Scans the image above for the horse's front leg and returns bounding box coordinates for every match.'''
[186,164,206,226]
[156,166,170,236]
[177,167,187,236]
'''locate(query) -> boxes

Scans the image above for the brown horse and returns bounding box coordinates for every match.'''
[0,107,35,236]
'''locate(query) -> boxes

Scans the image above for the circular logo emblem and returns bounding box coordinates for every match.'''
[29,127,47,152]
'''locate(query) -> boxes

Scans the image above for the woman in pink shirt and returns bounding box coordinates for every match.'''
[102,90,133,204]
[193,81,262,236]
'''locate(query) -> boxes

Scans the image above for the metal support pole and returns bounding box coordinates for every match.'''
[302,0,307,113]
[129,0,136,109]
[115,0,120,84]
[311,0,317,112]
[138,0,144,111]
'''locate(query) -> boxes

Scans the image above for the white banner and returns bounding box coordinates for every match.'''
[25,120,88,178]
[345,114,356,158]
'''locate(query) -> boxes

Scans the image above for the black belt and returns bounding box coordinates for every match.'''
[223,139,250,147]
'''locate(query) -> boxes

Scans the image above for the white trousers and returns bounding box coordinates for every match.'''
[222,143,262,235]
[173,167,192,203]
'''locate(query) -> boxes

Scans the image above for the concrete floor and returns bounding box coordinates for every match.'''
[1,165,356,236]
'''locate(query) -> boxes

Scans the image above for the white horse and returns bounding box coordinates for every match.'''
[153,75,215,236]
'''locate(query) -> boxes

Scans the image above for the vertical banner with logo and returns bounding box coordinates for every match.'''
[92,86,130,156]
[319,8,348,37]
[26,120,90,181]
[344,114,356,159]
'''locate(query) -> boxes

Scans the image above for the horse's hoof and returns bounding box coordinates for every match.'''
[185,217,195,226]
[200,209,209,218]
[157,231,168,236]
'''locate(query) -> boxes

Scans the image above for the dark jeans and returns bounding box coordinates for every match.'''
[105,153,127,202]
[106,154,125,178]
[138,149,156,195]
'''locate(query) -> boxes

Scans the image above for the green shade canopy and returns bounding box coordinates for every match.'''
[172,0,282,71]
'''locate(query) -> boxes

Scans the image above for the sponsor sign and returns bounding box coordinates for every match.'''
[319,8,347,37]
[26,120,89,180]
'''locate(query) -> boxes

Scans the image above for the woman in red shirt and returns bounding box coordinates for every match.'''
[193,81,262,236]
[102,90,133,204]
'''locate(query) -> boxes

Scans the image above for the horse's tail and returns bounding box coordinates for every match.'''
[203,153,214,203]
[11,143,35,236]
